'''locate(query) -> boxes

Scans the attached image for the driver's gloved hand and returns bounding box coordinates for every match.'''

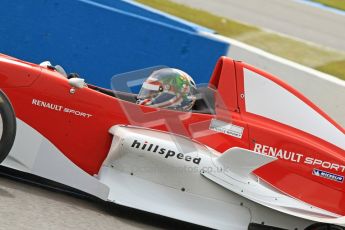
[68,73,80,79]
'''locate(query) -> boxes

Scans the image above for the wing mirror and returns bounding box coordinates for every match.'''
[68,78,85,89]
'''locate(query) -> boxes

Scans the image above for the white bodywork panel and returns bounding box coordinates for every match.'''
[1,119,109,199]
[4,119,344,229]
[99,125,316,230]
[244,68,345,151]
[99,167,251,230]
[204,148,343,222]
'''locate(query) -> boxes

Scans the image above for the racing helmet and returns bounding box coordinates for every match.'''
[136,68,197,111]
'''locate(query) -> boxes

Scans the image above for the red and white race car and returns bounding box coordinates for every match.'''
[0,54,344,230]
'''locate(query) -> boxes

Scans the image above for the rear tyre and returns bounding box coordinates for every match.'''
[306,224,345,230]
[0,90,16,163]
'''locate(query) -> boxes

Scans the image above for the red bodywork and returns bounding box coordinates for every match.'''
[0,54,344,215]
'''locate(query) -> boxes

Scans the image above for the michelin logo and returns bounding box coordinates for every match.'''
[312,169,344,183]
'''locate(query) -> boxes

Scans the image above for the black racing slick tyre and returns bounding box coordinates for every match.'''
[0,90,16,163]
[306,224,345,230]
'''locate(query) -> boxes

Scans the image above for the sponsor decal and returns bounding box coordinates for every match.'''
[253,143,304,163]
[130,139,201,165]
[32,99,92,118]
[304,157,345,173]
[312,169,344,183]
[209,119,244,138]
[253,143,345,173]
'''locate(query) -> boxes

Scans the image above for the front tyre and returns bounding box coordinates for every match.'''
[0,90,16,163]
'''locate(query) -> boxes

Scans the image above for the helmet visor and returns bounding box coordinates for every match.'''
[137,82,161,99]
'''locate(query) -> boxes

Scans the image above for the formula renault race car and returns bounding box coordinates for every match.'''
[0,53,344,230]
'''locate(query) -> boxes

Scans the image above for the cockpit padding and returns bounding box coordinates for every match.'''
[192,87,215,114]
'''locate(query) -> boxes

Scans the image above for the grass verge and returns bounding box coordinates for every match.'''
[137,0,259,37]
[136,0,345,81]
[317,60,345,80]
[312,0,345,11]
[238,32,344,68]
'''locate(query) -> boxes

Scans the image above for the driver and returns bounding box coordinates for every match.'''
[136,68,197,112]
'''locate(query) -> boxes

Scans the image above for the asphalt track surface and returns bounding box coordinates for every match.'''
[171,0,345,52]
[0,173,208,230]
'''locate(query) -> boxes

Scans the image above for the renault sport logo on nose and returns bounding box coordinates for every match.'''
[312,169,344,183]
